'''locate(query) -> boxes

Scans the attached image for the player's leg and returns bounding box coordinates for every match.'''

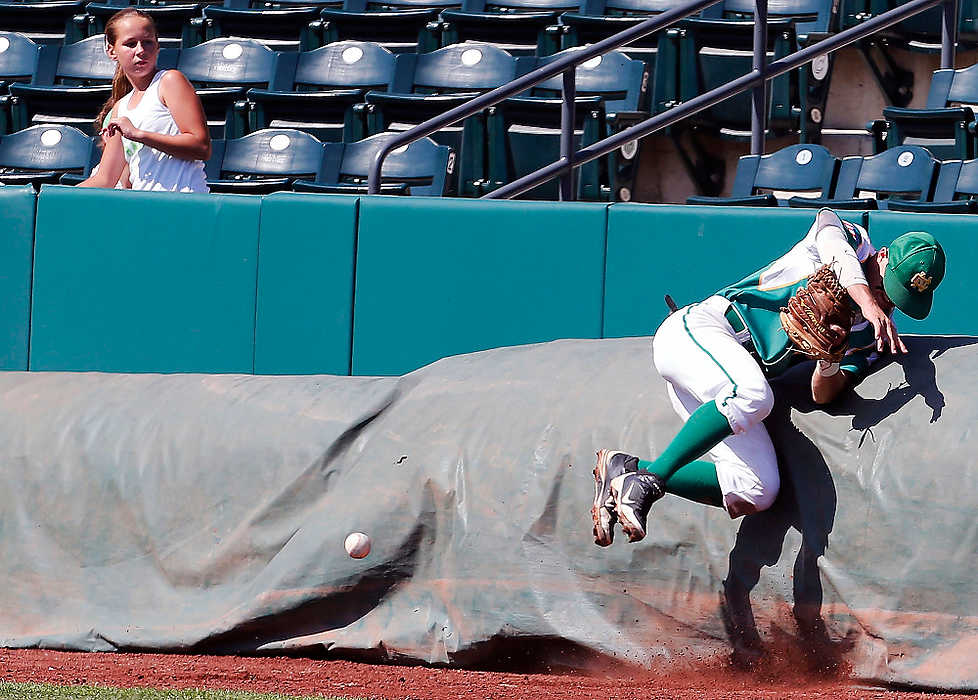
[606,296,774,541]
[659,381,779,517]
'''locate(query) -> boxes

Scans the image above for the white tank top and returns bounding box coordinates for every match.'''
[116,70,209,193]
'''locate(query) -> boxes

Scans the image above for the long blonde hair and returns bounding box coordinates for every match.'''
[93,8,158,134]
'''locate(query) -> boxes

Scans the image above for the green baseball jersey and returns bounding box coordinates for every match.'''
[717,211,882,380]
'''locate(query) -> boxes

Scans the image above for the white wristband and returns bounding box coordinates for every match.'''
[817,360,841,377]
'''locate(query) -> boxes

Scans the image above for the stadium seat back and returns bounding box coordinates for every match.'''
[0,123,94,185]
[178,37,279,85]
[409,42,522,91]
[0,32,42,90]
[220,128,325,176]
[293,40,395,88]
[808,146,938,209]
[310,131,454,195]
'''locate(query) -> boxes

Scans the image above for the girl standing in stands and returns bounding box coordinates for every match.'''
[81,8,210,192]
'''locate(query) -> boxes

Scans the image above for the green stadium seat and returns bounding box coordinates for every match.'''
[686,143,838,206]
[869,63,978,161]
[317,0,459,53]
[292,130,454,195]
[487,46,649,200]
[246,40,397,141]
[676,18,799,139]
[0,0,87,45]
[363,41,522,195]
[437,0,587,56]
[709,0,838,137]
[177,37,288,138]
[886,158,978,213]
[205,127,328,192]
[788,145,938,209]
[0,123,95,187]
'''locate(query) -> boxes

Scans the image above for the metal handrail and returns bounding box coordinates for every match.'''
[484,0,956,200]
[366,0,724,194]
[368,0,958,199]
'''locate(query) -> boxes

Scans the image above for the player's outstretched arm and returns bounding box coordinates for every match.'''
[847,283,906,353]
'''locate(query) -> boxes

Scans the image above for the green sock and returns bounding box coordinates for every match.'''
[662,460,724,507]
[637,401,733,482]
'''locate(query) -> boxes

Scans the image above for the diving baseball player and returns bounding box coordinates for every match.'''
[592,208,947,546]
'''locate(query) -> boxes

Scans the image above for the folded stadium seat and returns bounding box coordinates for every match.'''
[198,0,334,51]
[867,62,978,162]
[0,123,95,187]
[677,18,799,139]
[787,145,938,209]
[486,47,648,200]
[885,158,978,213]
[317,0,460,53]
[436,0,588,56]
[686,143,838,206]
[706,0,838,141]
[177,37,289,138]
[292,130,455,195]
[80,0,211,50]
[363,42,523,195]
[5,35,178,135]
[0,0,87,45]
[246,40,397,141]
[204,127,328,192]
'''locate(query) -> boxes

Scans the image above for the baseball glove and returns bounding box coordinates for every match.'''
[780,264,856,363]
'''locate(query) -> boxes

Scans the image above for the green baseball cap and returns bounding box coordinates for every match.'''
[883,231,945,320]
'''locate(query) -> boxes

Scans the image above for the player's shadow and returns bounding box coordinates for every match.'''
[719,335,977,673]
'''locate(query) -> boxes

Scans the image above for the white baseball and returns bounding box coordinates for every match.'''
[344,532,371,559]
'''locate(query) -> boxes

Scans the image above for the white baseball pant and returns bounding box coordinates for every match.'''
[652,295,780,518]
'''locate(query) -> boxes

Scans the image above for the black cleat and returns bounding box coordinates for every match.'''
[591,449,638,546]
[611,471,666,543]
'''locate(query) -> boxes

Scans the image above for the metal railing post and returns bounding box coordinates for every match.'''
[751,0,768,155]
[559,67,577,201]
[941,0,958,68]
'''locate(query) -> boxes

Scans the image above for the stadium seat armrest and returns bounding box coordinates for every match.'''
[787,196,879,209]
[686,193,778,206]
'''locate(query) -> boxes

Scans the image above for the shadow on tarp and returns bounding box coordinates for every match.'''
[720,335,978,675]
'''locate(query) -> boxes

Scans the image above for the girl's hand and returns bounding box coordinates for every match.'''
[103,116,143,142]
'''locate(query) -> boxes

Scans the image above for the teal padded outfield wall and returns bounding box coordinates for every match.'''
[2,186,972,376]
[30,187,261,373]
[0,186,35,370]
[352,197,608,376]
[255,193,358,376]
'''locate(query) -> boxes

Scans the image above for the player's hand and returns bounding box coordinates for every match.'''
[862,303,907,354]
[102,116,143,142]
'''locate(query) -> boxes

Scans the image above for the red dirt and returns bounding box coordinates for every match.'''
[0,648,971,700]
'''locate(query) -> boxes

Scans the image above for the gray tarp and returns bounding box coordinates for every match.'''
[1,336,976,690]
